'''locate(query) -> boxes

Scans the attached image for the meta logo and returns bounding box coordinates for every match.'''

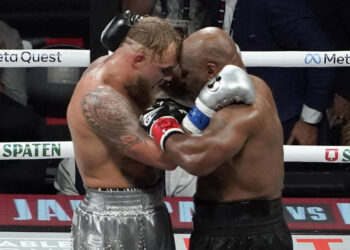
[304,53,350,65]
[304,53,322,64]
[325,53,350,64]
[325,148,338,161]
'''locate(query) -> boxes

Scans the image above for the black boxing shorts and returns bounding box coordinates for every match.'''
[190,198,293,250]
[71,181,175,250]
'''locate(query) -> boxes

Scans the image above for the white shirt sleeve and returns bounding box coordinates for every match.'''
[300,104,323,124]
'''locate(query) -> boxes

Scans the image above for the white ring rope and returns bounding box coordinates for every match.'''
[0,142,349,163]
[242,51,350,67]
[0,50,349,67]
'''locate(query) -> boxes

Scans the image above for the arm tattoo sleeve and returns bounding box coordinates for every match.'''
[81,86,147,151]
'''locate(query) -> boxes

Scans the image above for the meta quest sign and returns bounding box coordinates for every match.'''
[0,195,349,232]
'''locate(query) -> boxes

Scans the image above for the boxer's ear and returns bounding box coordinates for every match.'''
[206,62,217,80]
[133,53,146,68]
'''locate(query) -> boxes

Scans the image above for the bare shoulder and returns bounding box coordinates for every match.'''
[249,74,276,104]
[249,75,271,93]
[73,55,110,93]
[212,103,258,133]
[248,75,266,90]
[81,85,146,151]
[82,55,109,77]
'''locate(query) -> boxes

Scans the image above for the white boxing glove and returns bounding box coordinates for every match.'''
[182,65,255,134]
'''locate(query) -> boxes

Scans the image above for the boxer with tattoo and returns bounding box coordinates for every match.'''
[67,16,181,249]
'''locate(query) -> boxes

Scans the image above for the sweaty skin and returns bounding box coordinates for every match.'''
[164,27,285,202]
[67,38,178,189]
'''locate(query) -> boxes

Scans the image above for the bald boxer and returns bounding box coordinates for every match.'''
[67,16,181,249]
[142,27,293,250]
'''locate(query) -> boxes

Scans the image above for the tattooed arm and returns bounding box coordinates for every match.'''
[82,85,176,170]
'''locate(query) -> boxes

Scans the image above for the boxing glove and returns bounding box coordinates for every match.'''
[101,10,143,52]
[140,98,189,150]
[182,65,255,134]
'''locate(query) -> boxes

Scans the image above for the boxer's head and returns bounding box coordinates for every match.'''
[127,16,182,61]
[180,27,245,97]
[127,17,181,87]
[122,17,182,109]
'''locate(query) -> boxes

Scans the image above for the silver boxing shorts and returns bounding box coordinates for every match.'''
[71,181,175,250]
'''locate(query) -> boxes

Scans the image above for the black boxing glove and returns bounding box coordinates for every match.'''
[101,10,143,52]
[140,98,189,150]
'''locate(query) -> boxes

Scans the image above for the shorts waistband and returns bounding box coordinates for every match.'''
[194,198,283,222]
[80,181,164,212]
[96,187,144,192]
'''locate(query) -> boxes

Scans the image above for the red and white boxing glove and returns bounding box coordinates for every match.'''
[150,116,184,150]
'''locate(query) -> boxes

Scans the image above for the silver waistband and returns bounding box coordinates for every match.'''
[80,181,164,213]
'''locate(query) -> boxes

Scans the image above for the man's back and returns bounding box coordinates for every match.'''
[196,75,284,201]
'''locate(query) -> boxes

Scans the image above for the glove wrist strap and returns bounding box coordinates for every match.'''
[182,103,212,134]
[182,115,203,134]
[195,98,216,118]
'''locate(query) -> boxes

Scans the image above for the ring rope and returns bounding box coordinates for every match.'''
[0,50,349,67]
[0,141,349,163]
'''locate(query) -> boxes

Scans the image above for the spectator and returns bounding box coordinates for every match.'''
[307,0,350,145]
[230,0,338,197]
[0,20,47,194]
[341,108,350,146]
[340,107,350,146]
[0,20,28,106]
[232,0,335,146]
[328,94,350,145]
